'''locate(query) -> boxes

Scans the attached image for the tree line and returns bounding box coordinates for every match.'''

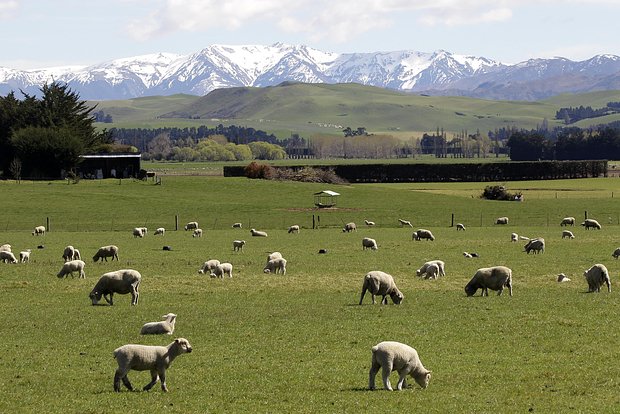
[555,102,620,124]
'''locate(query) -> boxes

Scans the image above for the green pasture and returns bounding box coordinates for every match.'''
[2,176,620,413]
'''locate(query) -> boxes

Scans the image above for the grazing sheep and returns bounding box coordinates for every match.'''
[232,222,242,228]
[32,225,46,236]
[138,227,148,235]
[365,220,376,226]
[0,250,18,264]
[511,233,518,242]
[93,245,119,262]
[612,248,620,259]
[73,248,81,260]
[232,240,246,252]
[456,223,465,231]
[562,230,575,239]
[495,217,509,225]
[89,269,141,305]
[287,225,300,234]
[57,259,85,278]
[581,219,602,230]
[198,259,220,274]
[413,229,435,241]
[465,266,513,297]
[184,221,199,231]
[250,228,268,237]
[192,228,203,238]
[416,260,446,278]
[359,271,403,305]
[210,263,233,278]
[0,244,11,252]
[133,227,145,238]
[398,219,413,228]
[140,313,177,335]
[470,252,479,257]
[342,222,357,232]
[368,341,431,391]
[62,245,76,262]
[557,273,571,283]
[154,227,165,236]
[264,258,287,275]
[560,217,575,226]
[113,338,192,392]
[524,238,545,254]
[362,237,378,251]
[583,264,611,293]
[423,263,440,280]
[162,246,172,251]
[19,249,31,263]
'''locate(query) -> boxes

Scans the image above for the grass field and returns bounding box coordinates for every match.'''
[2,175,620,413]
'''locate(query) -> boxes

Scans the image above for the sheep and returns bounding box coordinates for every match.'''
[612,248,620,259]
[133,227,145,238]
[583,264,611,293]
[463,252,473,258]
[362,237,378,251]
[423,263,440,280]
[524,238,545,254]
[184,221,199,231]
[342,222,357,232]
[416,260,446,278]
[456,223,465,231]
[138,227,148,235]
[250,228,268,237]
[267,252,283,261]
[398,219,413,228]
[0,244,11,252]
[192,228,203,238]
[62,245,76,262]
[154,227,165,236]
[232,240,246,252]
[93,245,119,262]
[359,271,404,305]
[562,230,575,239]
[368,341,431,391]
[211,263,233,278]
[73,248,81,261]
[413,229,435,241]
[198,259,220,274]
[581,219,601,230]
[113,338,193,392]
[19,249,31,263]
[140,313,177,335]
[560,217,575,226]
[89,269,141,305]
[465,266,513,297]
[232,222,242,228]
[288,225,300,234]
[364,220,376,226]
[511,233,518,242]
[557,273,571,283]
[0,250,18,264]
[32,225,46,236]
[264,258,287,275]
[56,259,86,278]
[495,217,509,225]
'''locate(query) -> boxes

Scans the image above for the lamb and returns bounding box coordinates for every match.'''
[581,219,601,230]
[57,259,85,278]
[416,260,446,278]
[288,225,300,234]
[524,238,545,254]
[250,228,268,237]
[267,252,283,261]
[184,221,199,231]
[93,245,119,262]
[368,341,431,391]
[232,240,246,252]
[560,217,575,226]
[73,248,81,260]
[113,338,192,392]
[19,249,31,263]
[32,225,46,236]
[398,219,413,228]
[0,250,18,264]
[583,264,611,293]
[465,266,513,296]
[511,232,518,242]
[62,245,76,262]
[557,273,571,283]
[364,220,376,226]
[359,271,404,305]
[140,313,177,335]
[456,223,466,231]
[211,263,233,278]
[422,263,440,280]
[133,227,145,238]
[495,217,509,225]
[192,228,203,238]
[612,248,620,259]
[154,227,165,236]
[362,237,378,251]
[232,222,242,228]
[342,222,357,232]
[138,227,148,235]
[264,258,287,275]
[562,230,575,239]
[89,269,141,305]
[413,229,435,241]
[198,259,220,274]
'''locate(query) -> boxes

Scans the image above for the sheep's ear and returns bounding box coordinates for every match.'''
[175,339,180,344]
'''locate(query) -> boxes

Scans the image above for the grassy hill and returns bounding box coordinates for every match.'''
[92,83,620,138]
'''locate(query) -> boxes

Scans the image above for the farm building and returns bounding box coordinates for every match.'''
[314,190,340,208]
[77,153,141,179]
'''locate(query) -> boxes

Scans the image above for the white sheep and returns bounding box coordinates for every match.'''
[0,250,18,264]
[32,225,46,236]
[19,249,31,263]
[232,222,243,228]
[210,263,233,278]
[132,227,145,238]
[57,259,86,278]
[62,245,76,262]
[364,220,376,226]
[524,238,545,254]
[93,245,119,262]
[342,222,357,232]
[140,313,177,335]
[456,223,466,231]
[511,233,518,242]
[192,228,203,238]
[287,225,300,234]
[465,266,513,296]
[413,229,435,241]
[560,217,575,226]
[584,264,611,293]
[0,244,11,252]
[362,237,378,251]
[138,227,148,235]
[267,252,283,262]
[423,263,440,280]
[368,341,432,391]
[113,338,193,392]
[73,248,81,261]
[250,228,268,237]
[184,221,199,231]
[154,227,165,236]
[264,258,287,275]
[416,260,446,278]
[562,230,575,239]
[398,219,413,228]
[612,248,620,259]
[581,219,601,230]
[359,271,403,305]
[89,269,141,305]
[557,273,571,282]
[198,259,220,274]
[232,240,246,252]
[495,217,509,225]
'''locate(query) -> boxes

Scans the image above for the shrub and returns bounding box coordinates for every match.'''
[244,161,274,179]
[481,185,522,201]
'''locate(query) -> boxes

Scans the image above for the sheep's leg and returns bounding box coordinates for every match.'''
[381,363,393,391]
[131,286,139,305]
[143,369,159,391]
[159,370,168,392]
[368,358,380,390]
[396,370,408,390]
[114,369,133,392]
[359,287,367,305]
[381,295,388,305]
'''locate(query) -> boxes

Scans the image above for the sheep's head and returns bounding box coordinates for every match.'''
[413,369,432,389]
[464,281,479,297]
[390,289,404,305]
[92,255,100,262]
[174,338,192,354]
[89,291,102,305]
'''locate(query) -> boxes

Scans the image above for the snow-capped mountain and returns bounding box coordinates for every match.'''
[1,43,619,100]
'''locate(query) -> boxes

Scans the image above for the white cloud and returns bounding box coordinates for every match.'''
[0,0,19,19]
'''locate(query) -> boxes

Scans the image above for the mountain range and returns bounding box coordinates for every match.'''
[1,43,620,101]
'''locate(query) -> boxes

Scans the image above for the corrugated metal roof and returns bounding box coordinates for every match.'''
[314,190,340,196]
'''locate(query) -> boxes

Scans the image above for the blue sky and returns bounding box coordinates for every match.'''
[2,0,619,69]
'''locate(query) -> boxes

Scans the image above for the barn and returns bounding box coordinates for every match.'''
[77,153,141,179]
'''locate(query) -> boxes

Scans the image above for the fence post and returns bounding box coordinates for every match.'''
[451,213,454,227]
[312,215,315,229]
[584,211,588,220]
[46,217,50,232]
[175,215,178,231]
